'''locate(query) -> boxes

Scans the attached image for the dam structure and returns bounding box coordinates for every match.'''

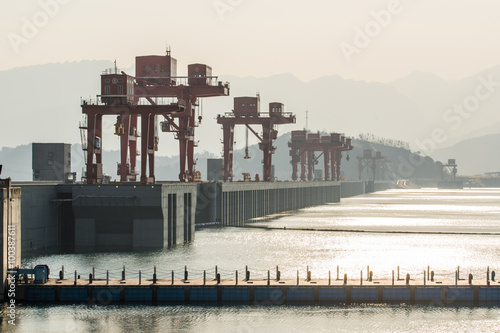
[4,181,500,307]
[5,48,387,255]
[3,179,391,296]
[2,48,394,301]
[13,180,391,255]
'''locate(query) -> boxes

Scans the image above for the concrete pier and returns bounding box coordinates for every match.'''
[1,187,21,299]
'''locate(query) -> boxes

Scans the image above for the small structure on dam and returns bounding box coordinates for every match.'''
[32,143,73,182]
[207,159,224,181]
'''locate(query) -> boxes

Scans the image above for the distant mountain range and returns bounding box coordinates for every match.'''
[2,130,497,182]
[0,61,499,177]
[0,132,441,182]
[433,133,500,175]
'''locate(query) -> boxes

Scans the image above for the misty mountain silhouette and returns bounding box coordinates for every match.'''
[1,61,498,177]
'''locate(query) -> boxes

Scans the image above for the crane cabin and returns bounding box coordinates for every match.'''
[100,70,135,105]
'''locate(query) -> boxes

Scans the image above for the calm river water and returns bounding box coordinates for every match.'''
[1,188,499,332]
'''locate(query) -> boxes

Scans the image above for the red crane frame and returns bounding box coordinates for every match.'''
[81,51,230,184]
[216,97,296,182]
[289,131,353,181]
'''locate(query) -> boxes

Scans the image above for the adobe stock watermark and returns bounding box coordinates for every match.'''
[213,0,243,21]
[397,74,499,178]
[340,0,404,64]
[7,0,72,53]
[415,74,499,156]
[6,224,17,326]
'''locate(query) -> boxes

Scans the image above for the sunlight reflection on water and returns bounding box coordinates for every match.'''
[10,188,500,332]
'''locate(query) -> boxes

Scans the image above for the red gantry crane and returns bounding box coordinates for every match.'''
[357,150,385,181]
[217,95,296,182]
[289,131,353,181]
[80,49,230,184]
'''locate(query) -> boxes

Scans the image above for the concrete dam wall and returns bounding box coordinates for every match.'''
[72,184,197,252]
[197,182,342,226]
[196,180,389,226]
[14,180,391,255]
[340,181,366,198]
[15,184,66,255]
[14,183,197,254]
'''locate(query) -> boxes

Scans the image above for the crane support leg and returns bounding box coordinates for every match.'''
[222,124,234,181]
[323,149,330,181]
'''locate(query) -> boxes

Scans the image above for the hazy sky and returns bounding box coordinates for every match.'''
[2,0,500,82]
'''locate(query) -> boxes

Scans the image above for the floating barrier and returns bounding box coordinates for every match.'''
[10,265,500,306]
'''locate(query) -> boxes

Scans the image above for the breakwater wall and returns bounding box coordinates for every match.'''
[197,182,341,226]
[340,181,366,198]
[196,180,391,226]
[340,180,393,198]
[374,181,393,192]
